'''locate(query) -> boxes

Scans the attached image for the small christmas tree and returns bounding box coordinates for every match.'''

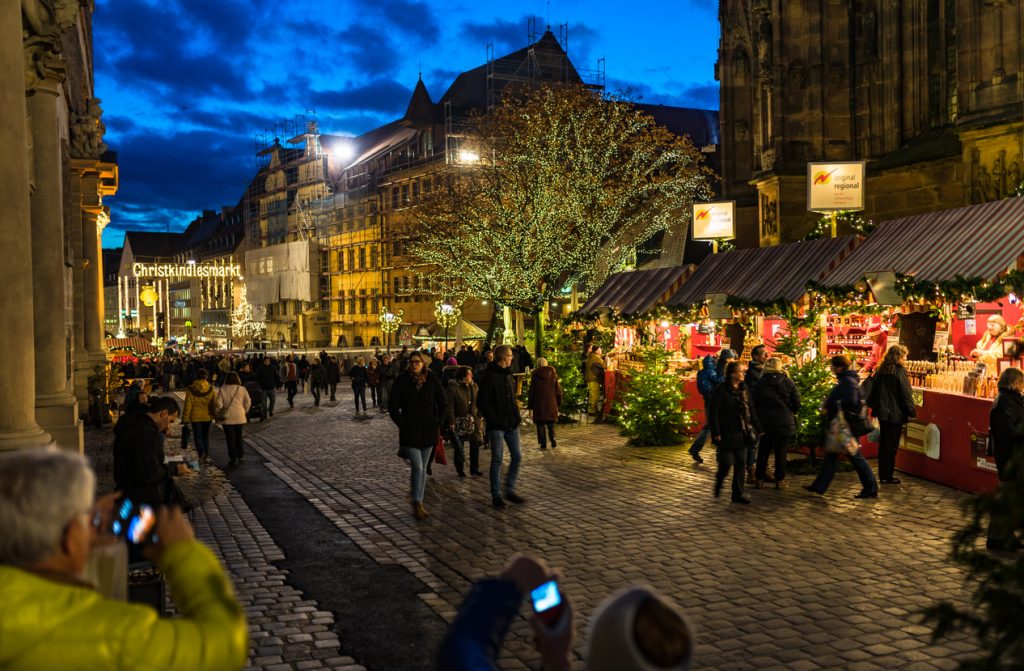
[615,346,694,446]
[544,324,586,417]
[771,311,834,454]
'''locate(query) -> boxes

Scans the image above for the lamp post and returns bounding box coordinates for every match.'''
[434,301,461,353]
[379,305,403,354]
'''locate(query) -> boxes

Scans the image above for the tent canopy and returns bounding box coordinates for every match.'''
[580,265,695,317]
[413,319,487,340]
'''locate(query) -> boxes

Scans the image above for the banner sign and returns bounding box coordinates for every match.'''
[807,161,866,211]
[692,201,736,240]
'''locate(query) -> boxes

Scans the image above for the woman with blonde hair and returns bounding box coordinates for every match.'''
[865,344,915,484]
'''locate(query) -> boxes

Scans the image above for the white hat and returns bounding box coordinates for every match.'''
[586,586,694,671]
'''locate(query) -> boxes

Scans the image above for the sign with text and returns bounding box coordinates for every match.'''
[692,201,736,240]
[706,293,732,320]
[807,161,866,212]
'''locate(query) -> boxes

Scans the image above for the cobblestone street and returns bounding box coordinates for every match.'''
[227,386,981,671]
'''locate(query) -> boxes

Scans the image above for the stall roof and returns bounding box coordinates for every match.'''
[666,236,860,307]
[580,265,695,316]
[820,197,1024,287]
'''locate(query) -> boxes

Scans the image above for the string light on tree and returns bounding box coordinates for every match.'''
[378,305,404,353]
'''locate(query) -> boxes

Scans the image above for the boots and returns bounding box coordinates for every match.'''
[413,502,429,520]
[775,479,788,490]
[746,466,757,484]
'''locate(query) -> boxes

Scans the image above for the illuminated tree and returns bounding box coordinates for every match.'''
[409,83,713,355]
[232,285,266,344]
[615,346,694,445]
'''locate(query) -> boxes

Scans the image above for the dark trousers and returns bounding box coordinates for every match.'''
[353,384,367,412]
[286,381,298,406]
[191,421,212,458]
[328,382,337,401]
[715,445,747,499]
[535,421,556,447]
[878,420,903,480]
[223,424,244,462]
[755,433,790,482]
[369,384,378,406]
[988,482,1020,547]
[450,430,480,475]
[311,385,321,406]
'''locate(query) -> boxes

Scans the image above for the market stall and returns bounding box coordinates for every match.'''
[817,196,1024,493]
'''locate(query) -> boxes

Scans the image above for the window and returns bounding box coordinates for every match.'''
[412,181,420,202]
[393,240,401,256]
[347,290,356,315]
[423,178,431,195]
[391,187,399,210]
[370,247,378,269]
[394,277,401,295]
[347,249,355,270]
[339,297,346,315]
[358,247,366,269]
[359,290,367,315]
[401,184,410,205]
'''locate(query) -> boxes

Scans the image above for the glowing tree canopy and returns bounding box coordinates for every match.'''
[232,285,266,341]
[409,83,713,323]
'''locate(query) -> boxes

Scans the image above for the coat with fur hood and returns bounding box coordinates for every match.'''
[182,379,216,423]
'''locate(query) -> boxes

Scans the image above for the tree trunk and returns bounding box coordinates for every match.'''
[484,302,500,348]
[533,309,544,359]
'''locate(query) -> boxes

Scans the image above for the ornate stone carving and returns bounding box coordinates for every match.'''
[69,97,107,159]
[22,0,80,89]
[732,48,750,83]
[970,147,1023,203]
[734,119,750,142]
[759,192,779,241]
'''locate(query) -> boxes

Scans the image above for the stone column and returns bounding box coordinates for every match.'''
[29,78,82,451]
[0,2,52,450]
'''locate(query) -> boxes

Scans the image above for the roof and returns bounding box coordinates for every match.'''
[580,265,695,316]
[821,197,1024,287]
[404,78,438,122]
[635,104,720,148]
[124,231,185,260]
[667,236,860,307]
[326,123,419,171]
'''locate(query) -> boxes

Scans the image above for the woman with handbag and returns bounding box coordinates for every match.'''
[866,345,916,485]
[806,356,879,499]
[216,372,251,466]
[446,366,484,477]
[751,357,800,489]
[388,352,447,520]
[710,360,760,504]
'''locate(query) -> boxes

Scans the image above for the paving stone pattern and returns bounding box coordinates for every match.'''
[84,423,366,671]
[241,389,983,671]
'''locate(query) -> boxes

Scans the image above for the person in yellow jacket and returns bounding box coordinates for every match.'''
[0,450,248,671]
[182,368,216,463]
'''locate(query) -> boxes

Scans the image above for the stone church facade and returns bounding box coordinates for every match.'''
[1,1,116,453]
[718,0,1024,247]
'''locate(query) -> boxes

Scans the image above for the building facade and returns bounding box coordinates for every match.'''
[718,0,1024,246]
[0,2,117,453]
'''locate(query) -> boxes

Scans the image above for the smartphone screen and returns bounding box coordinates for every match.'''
[111,498,156,545]
[531,580,565,628]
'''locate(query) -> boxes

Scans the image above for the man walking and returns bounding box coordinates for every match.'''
[326,355,341,402]
[585,345,606,419]
[255,357,280,420]
[478,345,525,507]
[284,355,299,408]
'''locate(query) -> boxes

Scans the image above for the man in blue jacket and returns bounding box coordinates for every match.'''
[689,352,732,463]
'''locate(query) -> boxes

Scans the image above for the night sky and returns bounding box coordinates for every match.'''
[95,0,720,247]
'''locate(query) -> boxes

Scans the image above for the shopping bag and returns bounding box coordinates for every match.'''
[433,432,448,466]
[824,401,860,456]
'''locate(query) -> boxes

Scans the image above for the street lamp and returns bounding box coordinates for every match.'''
[378,305,403,354]
[434,301,461,353]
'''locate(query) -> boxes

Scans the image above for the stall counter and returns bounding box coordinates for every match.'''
[894,388,998,494]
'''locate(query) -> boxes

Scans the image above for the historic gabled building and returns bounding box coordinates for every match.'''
[718,0,1024,247]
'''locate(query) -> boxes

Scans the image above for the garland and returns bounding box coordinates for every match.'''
[895,271,1024,305]
[803,210,877,241]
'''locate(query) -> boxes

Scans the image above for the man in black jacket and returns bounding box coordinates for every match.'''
[113,396,186,507]
[478,345,525,507]
[254,357,281,420]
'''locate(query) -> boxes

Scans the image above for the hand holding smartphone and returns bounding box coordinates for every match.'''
[110,497,159,545]
[530,580,566,629]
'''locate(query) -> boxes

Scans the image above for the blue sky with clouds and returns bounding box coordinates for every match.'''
[95,0,720,247]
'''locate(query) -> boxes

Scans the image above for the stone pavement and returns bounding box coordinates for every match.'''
[84,421,366,671]
[238,388,983,671]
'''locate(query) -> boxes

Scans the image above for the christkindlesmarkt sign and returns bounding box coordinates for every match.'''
[807,161,866,211]
[132,262,241,279]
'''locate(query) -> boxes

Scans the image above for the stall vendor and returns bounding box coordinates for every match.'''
[861,328,888,375]
[971,314,1008,375]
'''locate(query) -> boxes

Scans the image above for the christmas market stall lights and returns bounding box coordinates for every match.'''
[815,196,1024,494]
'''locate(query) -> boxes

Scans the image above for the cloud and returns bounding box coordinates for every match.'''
[377,0,440,42]
[458,17,533,53]
[607,77,720,110]
[308,78,412,116]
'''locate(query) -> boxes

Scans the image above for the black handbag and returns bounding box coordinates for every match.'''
[847,402,876,437]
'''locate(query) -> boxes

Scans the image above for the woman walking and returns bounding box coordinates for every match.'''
[349,356,369,417]
[446,366,484,477]
[367,358,382,408]
[217,372,251,466]
[710,360,760,504]
[987,367,1024,551]
[388,352,447,520]
[866,344,915,484]
[752,357,800,489]
[379,354,396,412]
[182,369,216,464]
[528,357,562,449]
[806,356,879,499]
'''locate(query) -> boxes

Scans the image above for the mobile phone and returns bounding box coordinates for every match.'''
[530,580,565,628]
[111,497,158,545]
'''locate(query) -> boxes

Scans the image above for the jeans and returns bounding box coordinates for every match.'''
[260,389,276,418]
[810,450,878,495]
[489,428,522,498]
[690,398,712,455]
[379,382,390,410]
[404,446,432,503]
[877,420,903,480]
[353,384,367,412]
[755,434,790,482]
[191,421,212,459]
[311,385,321,406]
[223,424,244,462]
[715,446,747,499]
[535,421,556,447]
[370,384,378,406]
[450,430,480,475]
[286,381,298,406]
[328,383,337,401]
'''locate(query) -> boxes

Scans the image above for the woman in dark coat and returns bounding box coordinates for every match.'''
[710,360,760,504]
[752,357,800,489]
[349,356,369,416]
[987,367,1024,551]
[528,357,562,450]
[388,352,447,520]
[446,366,483,477]
[807,356,879,499]
[866,344,916,484]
